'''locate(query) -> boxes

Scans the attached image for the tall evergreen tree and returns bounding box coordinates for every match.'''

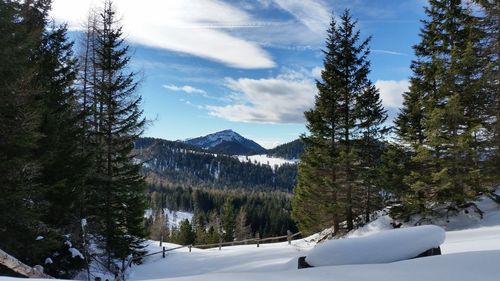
[0,0,49,266]
[396,0,490,216]
[292,10,386,235]
[476,0,500,184]
[85,0,147,269]
[220,198,235,242]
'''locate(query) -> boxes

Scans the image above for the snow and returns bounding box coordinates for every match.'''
[35,236,44,241]
[68,248,84,259]
[236,154,297,169]
[144,208,194,229]
[81,218,87,228]
[64,240,72,247]
[2,192,500,281]
[305,225,445,267]
[44,258,53,265]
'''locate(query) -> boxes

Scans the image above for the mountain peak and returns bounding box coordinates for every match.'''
[184,130,265,155]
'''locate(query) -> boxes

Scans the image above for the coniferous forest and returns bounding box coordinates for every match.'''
[1,0,146,277]
[0,0,499,279]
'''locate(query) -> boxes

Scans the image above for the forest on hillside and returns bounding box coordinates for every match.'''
[135,137,298,192]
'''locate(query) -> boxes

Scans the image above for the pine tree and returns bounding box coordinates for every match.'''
[396,0,490,216]
[175,219,195,245]
[476,0,500,184]
[0,0,49,266]
[356,83,388,223]
[220,198,235,242]
[85,0,147,269]
[35,21,92,237]
[292,10,384,235]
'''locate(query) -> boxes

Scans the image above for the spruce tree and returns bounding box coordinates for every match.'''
[292,10,385,235]
[0,0,48,265]
[476,0,500,184]
[86,0,147,269]
[356,83,388,223]
[396,0,490,216]
[220,198,235,242]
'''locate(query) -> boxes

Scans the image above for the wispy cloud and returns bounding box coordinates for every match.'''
[207,69,317,124]
[164,84,207,95]
[272,0,330,35]
[372,49,409,56]
[51,0,275,69]
[375,80,409,108]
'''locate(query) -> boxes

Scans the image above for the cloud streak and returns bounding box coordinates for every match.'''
[272,0,330,35]
[164,84,207,95]
[51,0,275,69]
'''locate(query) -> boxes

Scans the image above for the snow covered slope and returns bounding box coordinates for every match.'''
[2,194,500,281]
[236,154,297,169]
[144,208,193,229]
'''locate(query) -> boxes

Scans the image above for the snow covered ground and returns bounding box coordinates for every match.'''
[2,194,500,281]
[236,154,297,169]
[144,208,193,229]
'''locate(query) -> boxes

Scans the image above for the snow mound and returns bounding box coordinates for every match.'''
[306,225,445,267]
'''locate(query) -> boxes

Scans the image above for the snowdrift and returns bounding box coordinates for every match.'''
[306,225,445,267]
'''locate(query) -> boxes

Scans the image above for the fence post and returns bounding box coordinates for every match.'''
[162,247,165,258]
[160,234,163,247]
[219,237,222,251]
[287,230,292,245]
[256,233,260,248]
[189,245,192,253]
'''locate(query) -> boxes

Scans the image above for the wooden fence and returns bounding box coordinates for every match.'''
[115,231,302,281]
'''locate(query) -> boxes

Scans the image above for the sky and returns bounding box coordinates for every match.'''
[50,0,427,149]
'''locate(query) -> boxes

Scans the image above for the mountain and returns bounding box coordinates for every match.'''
[134,137,297,191]
[184,129,266,155]
[267,139,304,160]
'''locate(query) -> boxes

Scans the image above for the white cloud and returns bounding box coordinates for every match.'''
[207,70,317,124]
[375,80,409,109]
[272,0,330,35]
[311,67,323,79]
[164,84,206,95]
[51,0,275,69]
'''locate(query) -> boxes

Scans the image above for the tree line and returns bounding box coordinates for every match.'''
[293,1,499,236]
[146,185,298,245]
[0,0,146,278]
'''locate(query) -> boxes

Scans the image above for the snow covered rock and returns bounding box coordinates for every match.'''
[306,225,445,267]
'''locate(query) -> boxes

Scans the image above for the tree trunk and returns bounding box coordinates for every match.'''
[0,248,53,279]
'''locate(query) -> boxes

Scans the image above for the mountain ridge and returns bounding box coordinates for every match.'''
[183,129,266,155]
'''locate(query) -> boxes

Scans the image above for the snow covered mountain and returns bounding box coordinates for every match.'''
[184,129,266,155]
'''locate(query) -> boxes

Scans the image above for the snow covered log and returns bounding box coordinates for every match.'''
[0,248,53,278]
[305,225,445,267]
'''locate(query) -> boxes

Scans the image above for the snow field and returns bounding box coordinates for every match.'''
[235,154,297,169]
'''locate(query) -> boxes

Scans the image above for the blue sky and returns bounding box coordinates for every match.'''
[52,0,427,148]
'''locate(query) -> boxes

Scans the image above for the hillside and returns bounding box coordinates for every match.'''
[134,137,297,191]
[267,139,304,160]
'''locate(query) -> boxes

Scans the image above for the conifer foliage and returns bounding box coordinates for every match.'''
[395,0,494,217]
[292,10,387,235]
[0,0,146,277]
[83,0,147,268]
